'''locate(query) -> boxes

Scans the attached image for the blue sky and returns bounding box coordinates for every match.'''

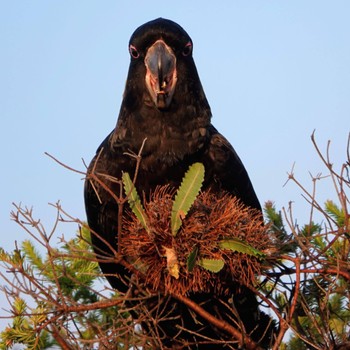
[1,0,349,332]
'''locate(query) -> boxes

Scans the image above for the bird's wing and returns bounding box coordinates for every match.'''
[84,133,132,292]
[202,125,262,211]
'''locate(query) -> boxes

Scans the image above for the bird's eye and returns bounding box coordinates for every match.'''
[182,42,192,56]
[129,45,139,59]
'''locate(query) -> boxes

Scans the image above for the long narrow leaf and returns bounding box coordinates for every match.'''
[186,246,198,272]
[171,163,205,236]
[122,172,149,232]
[219,238,265,258]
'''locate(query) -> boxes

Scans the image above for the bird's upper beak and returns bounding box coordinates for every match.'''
[145,40,177,109]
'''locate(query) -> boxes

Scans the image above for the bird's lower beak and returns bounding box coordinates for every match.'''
[145,40,177,109]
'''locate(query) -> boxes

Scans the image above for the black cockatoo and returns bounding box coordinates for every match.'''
[85,18,274,349]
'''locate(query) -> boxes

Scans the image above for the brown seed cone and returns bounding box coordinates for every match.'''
[122,186,272,295]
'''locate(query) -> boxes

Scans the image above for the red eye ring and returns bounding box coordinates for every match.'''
[129,45,139,58]
[182,41,192,56]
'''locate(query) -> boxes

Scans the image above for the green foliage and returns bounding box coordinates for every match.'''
[264,200,285,233]
[325,199,346,227]
[122,171,150,232]
[264,201,297,254]
[218,238,265,258]
[286,283,350,349]
[198,258,225,273]
[171,162,205,236]
[0,298,54,350]
[0,224,127,349]
[262,184,350,349]
[186,245,198,272]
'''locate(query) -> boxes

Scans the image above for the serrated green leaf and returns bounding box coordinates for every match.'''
[219,238,265,258]
[122,172,149,232]
[198,258,224,273]
[171,163,205,236]
[187,246,198,272]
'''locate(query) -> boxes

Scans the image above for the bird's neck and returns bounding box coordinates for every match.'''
[110,96,211,167]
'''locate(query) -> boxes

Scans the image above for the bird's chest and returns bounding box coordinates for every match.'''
[127,122,207,169]
[107,127,206,197]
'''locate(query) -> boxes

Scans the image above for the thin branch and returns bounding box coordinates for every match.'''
[171,292,263,350]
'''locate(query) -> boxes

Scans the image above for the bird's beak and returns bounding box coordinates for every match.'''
[145,40,177,109]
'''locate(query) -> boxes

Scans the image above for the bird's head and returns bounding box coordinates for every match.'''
[126,18,199,110]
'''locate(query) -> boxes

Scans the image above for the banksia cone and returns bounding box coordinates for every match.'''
[122,186,272,295]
